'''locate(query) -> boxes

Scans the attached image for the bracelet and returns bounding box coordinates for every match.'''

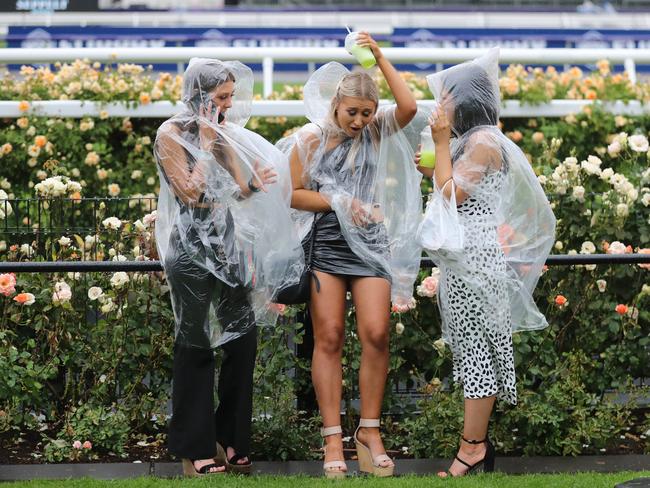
[248,178,261,193]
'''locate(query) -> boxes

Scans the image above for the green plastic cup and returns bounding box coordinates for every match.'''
[420,128,436,169]
[345,32,376,69]
[420,150,436,168]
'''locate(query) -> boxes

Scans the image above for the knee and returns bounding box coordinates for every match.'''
[314,323,345,355]
[362,327,389,352]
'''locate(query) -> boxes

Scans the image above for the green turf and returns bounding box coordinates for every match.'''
[3,472,650,488]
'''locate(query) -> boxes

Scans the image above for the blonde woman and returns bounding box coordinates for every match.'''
[278,33,423,478]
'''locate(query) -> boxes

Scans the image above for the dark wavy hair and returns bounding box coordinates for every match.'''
[183,62,236,114]
[442,63,499,137]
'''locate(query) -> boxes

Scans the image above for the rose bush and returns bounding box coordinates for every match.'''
[0,60,648,461]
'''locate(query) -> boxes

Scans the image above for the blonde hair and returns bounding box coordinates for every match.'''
[326,72,380,173]
[328,71,379,124]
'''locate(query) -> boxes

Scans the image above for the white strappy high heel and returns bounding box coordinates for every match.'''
[354,418,394,477]
[321,425,347,479]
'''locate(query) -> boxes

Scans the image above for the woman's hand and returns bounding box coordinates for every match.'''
[350,198,373,227]
[429,105,452,146]
[198,101,220,152]
[356,31,383,61]
[250,160,278,193]
[414,143,434,179]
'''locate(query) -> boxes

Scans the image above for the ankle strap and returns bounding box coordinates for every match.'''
[358,418,380,428]
[461,436,487,445]
[321,425,342,437]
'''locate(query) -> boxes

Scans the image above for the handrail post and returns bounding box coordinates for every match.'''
[263,56,274,99]
[624,58,637,85]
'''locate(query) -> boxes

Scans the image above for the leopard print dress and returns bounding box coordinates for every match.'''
[438,169,517,405]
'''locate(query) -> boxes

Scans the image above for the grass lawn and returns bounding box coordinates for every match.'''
[3,472,649,488]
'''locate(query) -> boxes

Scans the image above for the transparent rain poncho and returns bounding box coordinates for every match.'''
[422,48,556,337]
[277,62,424,306]
[154,58,303,348]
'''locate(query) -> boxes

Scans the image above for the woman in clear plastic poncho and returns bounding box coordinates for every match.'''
[416,48,556,477]
[277,33,423,478]
[154,58,302,476]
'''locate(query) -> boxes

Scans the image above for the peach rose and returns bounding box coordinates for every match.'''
[615,304,628,315]
[13,292,35,305]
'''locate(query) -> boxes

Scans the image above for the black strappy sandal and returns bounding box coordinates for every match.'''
[226,453,252,475]
[181,458,226,477]
[439,437,495,477]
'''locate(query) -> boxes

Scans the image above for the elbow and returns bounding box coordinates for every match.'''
[406,102,418,120]
[400,102,418,124]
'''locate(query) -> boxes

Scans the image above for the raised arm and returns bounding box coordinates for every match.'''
[357,32,417,128]
[429,106,501,204]
[155,127,207,206]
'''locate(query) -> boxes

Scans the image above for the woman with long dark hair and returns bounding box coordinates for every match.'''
[154,58,301,476]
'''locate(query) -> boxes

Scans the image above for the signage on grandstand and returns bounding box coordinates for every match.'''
[1,0,98,11]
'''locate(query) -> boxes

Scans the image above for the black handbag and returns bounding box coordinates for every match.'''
[273,212,321,305]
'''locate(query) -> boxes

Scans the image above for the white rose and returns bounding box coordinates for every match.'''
[607,140,622,157]
[627,188,638,202]
[580,241,596,254]
[587,155,602,167]
[142,211,157,227]
[0,190,13,219]
[131,170,143,180]
[596,279,607,293]
[600,168,614,181]
[100,298,117,314]
[52,281,72,304]
[58,236,71,247]
[642,284,650,296]
[537,175,547,185]
[134,219,146,232]
[572,185,585,202]
[84,235,97,250]
[147,177,156,186]
[110,271,130,289]
[88,286,104,301]
[628,134,649,153]
[433,338,446,354]
[0,241,6,251]
[20,243,31,256]
[616,203,629,217]
[642,193,650,207]
[554,241,564,251]
[395,322,405,335]
[102,217,122,231]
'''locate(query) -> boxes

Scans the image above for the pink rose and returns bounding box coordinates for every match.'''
[82,441,92,450]
[72,440,82,449]
[606,241,627,254]
[0,273,16,297]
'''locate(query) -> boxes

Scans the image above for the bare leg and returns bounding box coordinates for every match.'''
[350,276,393,468]
[439,396,495,477]
[309,271,348,471]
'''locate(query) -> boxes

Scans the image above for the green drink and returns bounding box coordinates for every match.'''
[345,32,376,69]
[420,128,436,168]
[420,150,436,168]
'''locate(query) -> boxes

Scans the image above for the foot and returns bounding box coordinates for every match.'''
[323,434,347,473]
[226,446,249,465]
[193,458,226,473]
[355,427,394,468]
[437,442,486,478]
